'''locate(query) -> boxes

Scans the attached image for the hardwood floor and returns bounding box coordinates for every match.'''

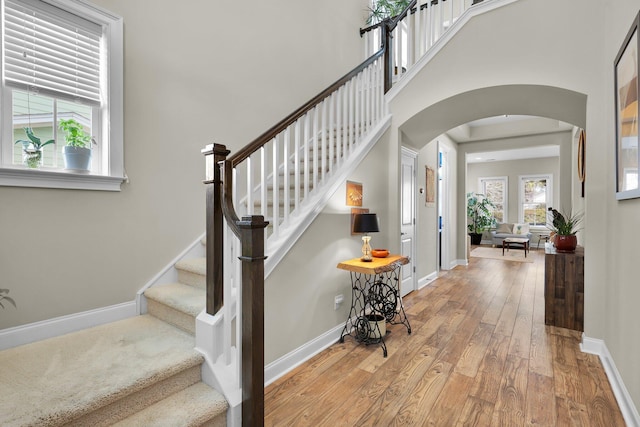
[264,249,625,426]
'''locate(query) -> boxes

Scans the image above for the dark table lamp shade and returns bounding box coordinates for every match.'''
[353,213,380,233]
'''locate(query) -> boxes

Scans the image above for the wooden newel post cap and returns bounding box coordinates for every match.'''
[202,144,230,183]
[237,216,269,229]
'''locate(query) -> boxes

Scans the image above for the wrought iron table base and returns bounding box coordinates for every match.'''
[339,269,411,357]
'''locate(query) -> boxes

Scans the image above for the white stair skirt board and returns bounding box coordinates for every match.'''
[136,232,206,314]
[581,334,640,427]
[0,300,137,351]
[386,0,521,101]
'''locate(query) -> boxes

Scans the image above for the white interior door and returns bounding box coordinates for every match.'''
[400,148,417,297]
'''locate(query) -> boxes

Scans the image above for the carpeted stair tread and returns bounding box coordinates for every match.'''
[176,257,206,276]
[145,282,205,318]
[113,382,227,427]
[0,315,204,426]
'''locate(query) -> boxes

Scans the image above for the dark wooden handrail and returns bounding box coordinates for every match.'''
[228,47,385,167]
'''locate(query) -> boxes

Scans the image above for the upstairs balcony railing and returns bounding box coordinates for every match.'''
[202,0,482,425]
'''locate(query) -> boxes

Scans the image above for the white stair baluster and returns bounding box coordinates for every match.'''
[222,221,232,365]
[321,99,327,182]
[328,93,335,175]
[449,0,454,30]
[415,0,422,59]
[303,113,310,198]
[260,147,267,217]
[365,65,373,132]
[336,86,343,166]
[439,0,444,40]
[246,156,253,215]
[406,14,414,69]
[272,136,279,238]
[283,128,290,225]
[312,106,319,189]
[294,119,301,212]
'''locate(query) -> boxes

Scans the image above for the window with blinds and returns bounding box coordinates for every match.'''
[3,0,102,105]
[0,0,124,190]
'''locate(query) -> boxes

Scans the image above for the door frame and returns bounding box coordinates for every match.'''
[438,142,451,270]
[400,146,418,296]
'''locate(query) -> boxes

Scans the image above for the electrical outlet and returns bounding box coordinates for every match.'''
[334,294,344,310]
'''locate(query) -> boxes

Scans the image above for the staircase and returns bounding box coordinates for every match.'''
[0,256,227,426]
[0,1,492,425]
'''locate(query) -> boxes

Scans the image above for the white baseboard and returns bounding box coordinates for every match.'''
[418,271,438,289]
[264,322,344,386]
[581,334,640,427]
[452,259,468,268]
[0,301,137,351]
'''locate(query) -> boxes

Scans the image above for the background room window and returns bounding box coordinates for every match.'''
[0,0,123,191]
[519,174,552,227]
[479,176,507,223]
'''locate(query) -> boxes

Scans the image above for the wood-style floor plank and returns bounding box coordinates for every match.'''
[265,249,626,426]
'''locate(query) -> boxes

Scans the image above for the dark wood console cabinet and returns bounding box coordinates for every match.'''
[544,245,584,331]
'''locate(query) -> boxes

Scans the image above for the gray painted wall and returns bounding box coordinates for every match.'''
[0,0,369,330]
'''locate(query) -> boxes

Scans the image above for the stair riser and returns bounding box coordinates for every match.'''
[67,365,202,427]
[147,299,196,335]
[178,269,206,289]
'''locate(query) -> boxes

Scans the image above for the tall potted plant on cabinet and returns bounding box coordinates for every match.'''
[59,119,92,172]
[547,208,583,253]
[467,192,496,245]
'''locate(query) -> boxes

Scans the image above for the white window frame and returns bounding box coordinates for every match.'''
[518,174,553,228]
[0,0,124,191]
[478,176,508,224]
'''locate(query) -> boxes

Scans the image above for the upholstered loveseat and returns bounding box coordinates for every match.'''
[490,223,532,246]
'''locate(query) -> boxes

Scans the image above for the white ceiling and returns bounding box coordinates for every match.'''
[467,145,560,163]
[446,115,574,163]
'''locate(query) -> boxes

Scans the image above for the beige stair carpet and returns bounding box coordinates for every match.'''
[0,315,203,426]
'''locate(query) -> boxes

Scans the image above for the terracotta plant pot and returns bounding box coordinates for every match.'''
[554,235,577,253]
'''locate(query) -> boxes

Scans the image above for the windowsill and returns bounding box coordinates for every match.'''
[0,166,126,191]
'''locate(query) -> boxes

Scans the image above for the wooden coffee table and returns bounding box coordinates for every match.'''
[502,238,530,257]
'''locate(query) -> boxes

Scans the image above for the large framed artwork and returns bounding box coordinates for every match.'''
[615,11,640,200]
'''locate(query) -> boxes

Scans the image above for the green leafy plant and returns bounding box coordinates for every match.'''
[367,0,411,24]
[547,208,583,236]
[15,127,55,152]
[15,127,55,168]
[59,119,92,148]
[467,192,497,234]
[0,289,16,309]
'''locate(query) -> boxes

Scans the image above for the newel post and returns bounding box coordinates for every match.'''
[237,215,268,427]
[202,143,230,315]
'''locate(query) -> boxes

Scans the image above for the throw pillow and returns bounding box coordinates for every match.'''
[513,223,530,235]
[495,223,513,233]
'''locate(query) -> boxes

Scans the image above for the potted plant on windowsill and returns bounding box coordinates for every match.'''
[547,208,583,253]
[59,119,93,173]
[467,192,496,245]
[14,127,55,169]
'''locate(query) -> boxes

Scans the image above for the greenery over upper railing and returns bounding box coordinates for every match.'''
[367,0,411,24]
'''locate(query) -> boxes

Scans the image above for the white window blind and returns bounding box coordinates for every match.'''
[3,0,102,105]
